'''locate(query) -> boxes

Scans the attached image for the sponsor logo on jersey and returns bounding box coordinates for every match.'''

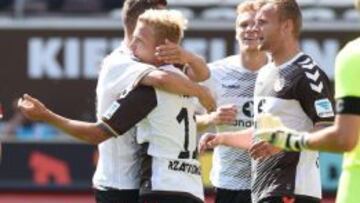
[103,101,120,120]
[232,119,254,128]
[221,84,240,89]
[242,101,254,118]
[168,160,201,175]
[314,98,334,118]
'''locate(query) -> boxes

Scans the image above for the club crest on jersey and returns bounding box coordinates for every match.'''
[274,77,285,92]
[103,101,120,120]
[314,98,334,118]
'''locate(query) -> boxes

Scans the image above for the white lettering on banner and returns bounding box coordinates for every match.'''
[301,39,339,79]
[28,38,63,79]
[28,37,121,79]
[64,38,80,79]
[27,37,339,80]
[83,38,107,79]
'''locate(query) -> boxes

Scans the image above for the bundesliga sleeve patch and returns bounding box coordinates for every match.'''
[103,101,120,120]
[314,98,334,118]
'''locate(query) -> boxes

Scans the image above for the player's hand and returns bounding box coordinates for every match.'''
[249,140,281,160]
[209,104,237,125]
[198,85,216,112]
[17,94,50,121]
[255,128,308,151]
[155,39,188,65]
[198,133,223,153]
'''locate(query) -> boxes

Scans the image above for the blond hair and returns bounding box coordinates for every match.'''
[138,9,187,44]
[356,0,360,10]
[236,1,261,29]
[237,1,260,14]
[257,0,302,38]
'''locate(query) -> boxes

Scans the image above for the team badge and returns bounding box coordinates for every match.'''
[274,77,285,92]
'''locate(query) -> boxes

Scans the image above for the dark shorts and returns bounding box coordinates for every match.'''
[258,195,320,203]
[94,188,139,203]
[215,188,251,203]
[139,193,203,203]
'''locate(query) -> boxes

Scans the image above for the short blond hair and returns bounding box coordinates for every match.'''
[237,1,260,14]
[236,1,261,29]
[138,9,187,44]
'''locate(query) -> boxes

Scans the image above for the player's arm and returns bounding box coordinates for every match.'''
[155,39,210,82]
[196,104,237,132]
[17,94,109,144]
[140,70,215,112]
[306,114,360,152]
[17,88,157,144]
[199,128,253,151]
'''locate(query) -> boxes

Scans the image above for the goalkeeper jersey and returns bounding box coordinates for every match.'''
[253,52,335,202]
[93,43,155,190]
[202,55,258,190]
[334,38,360,203]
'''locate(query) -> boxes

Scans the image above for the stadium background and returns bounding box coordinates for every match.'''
[0,0,358,202]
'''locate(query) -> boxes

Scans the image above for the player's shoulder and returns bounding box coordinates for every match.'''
[288,53,329,81]
[208,55,240,70]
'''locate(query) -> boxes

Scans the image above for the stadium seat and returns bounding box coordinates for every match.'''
[167,0,219,7]
[302,8,336,21]
[172,7,195,19]
[297,0,317,7]
[201,7,236,21]
[318,0,354,7]
[343,9,360,21]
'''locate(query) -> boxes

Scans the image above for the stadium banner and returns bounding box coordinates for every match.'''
[0,27,359,120]
[0,142,342,193]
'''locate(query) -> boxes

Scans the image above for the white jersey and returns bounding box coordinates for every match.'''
[202,55,258,190]
[252,52,335,202]
[136,65,204,201]
[93,43,155,190]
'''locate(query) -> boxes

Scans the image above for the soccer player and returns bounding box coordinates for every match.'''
[17,1,215,203]
[191,2,267,203]
[102,9,204,203]
[255,1,360,202]
[199,0,335,202]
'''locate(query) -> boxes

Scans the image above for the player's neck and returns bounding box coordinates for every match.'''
[271,40,301,67]
[240,51,267,72]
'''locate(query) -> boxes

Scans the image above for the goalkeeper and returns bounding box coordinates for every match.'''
[256,1,360,203]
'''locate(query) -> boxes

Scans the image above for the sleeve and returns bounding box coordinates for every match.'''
[99,85,158,137]
[294,68,335,124]
[103,57,156,97]
[335,42,360,115]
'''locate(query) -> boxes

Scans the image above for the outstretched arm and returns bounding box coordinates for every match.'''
[199,128,253,152]
[306,115,360,152]
[17,88,157,145]
[17,94,109,144]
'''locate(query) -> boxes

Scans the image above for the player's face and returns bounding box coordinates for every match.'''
[130,22,159,66]
[236,11,260,52]
[255,4,283,52]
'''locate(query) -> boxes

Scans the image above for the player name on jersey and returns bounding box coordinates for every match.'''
[168,160,201,175]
